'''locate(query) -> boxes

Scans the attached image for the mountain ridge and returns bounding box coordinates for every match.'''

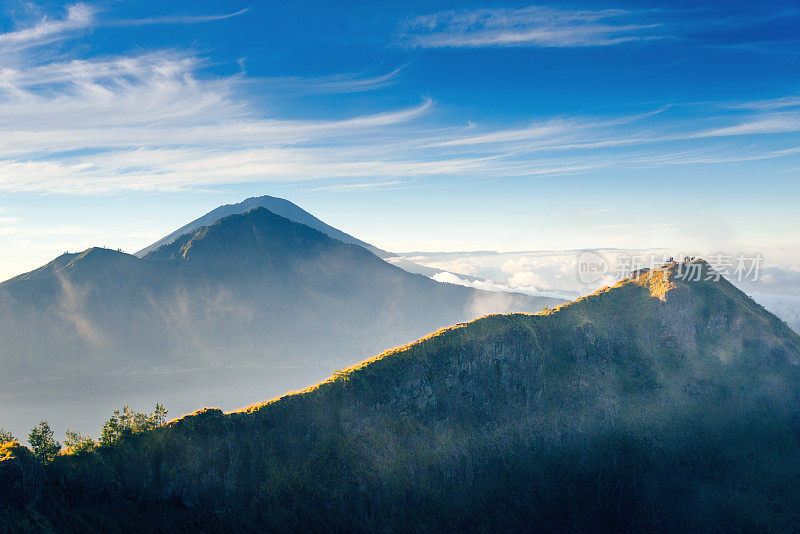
[232,259,800,414]
[5,260,799,530]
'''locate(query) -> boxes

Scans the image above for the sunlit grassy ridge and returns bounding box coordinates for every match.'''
[233,259,797,418]
[236,263,676,414]
[4,259,800,531]
[234,316,523,415]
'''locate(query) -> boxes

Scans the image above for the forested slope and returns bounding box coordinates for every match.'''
[3,261,800,532]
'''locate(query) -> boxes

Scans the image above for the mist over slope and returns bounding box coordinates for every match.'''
[0,207,558,387]
[4,260,800,531]
[136,195,390,258]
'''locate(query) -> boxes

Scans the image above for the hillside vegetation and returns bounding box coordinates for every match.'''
[3,261,800,532]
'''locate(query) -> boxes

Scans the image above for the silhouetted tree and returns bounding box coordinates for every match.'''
[100,409,122,447]
[153,403,168,426]
[28,420,61,462]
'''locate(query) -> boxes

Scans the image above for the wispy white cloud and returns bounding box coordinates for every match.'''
[108,8,249,27]
[3,46,800,195]
[0,51,427,154]
[311,180,409,192]
[0,147,522,194]
[401,6,663,48]
[730,95,800,111]
[2,17,800,195]
[429,119,574,147]
[695,114,800,137]
[422,106,800,160]
[0,3,248,52]
[253,67,405,94]
[0,3,95,50]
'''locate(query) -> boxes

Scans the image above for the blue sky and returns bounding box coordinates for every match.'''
[1,0,800,279]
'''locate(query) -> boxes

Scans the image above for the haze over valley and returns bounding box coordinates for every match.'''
[2,0,800,530]
[0,197,560,438]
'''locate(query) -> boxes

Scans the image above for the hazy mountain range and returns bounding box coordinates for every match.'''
[0,199,559,388]
[4,261,800,530]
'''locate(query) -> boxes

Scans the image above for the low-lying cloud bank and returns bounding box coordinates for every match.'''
[392,249,800,332]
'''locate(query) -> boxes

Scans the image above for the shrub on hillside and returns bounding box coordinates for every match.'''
[0,427,15,443]
[65,430,96,454]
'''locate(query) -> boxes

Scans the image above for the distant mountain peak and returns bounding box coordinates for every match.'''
[0,248,136,286]
[136,194,390,258]
[142,207,362,266]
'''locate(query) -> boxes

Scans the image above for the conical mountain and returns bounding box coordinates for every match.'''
[6,260,800,531]
[0,207,557,386]
[135,194,390,258]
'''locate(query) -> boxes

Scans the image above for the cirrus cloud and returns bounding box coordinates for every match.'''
[0,3,95,51]
[401,5,664,48]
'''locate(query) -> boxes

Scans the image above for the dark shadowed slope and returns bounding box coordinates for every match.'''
[135,194,390,258]
[0,208,559,387]
[4,261,800,531]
